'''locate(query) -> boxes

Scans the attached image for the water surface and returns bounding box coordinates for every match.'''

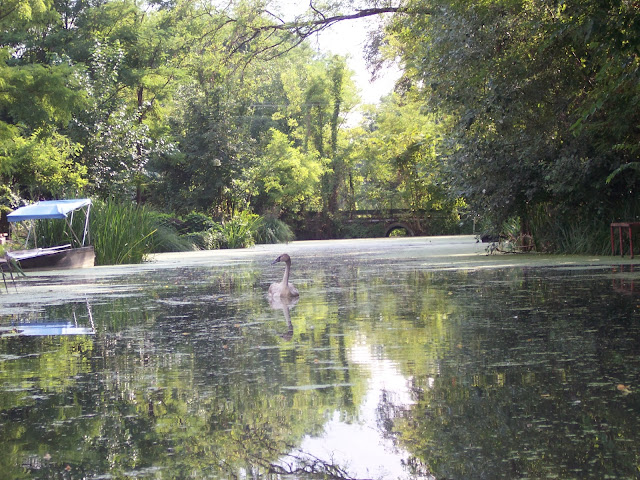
[1,237,639,479]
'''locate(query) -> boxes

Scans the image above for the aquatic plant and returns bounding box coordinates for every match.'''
[147,212,196,252]
[220,211,259,249]
[151,223,196,252]
[90,199,157,265]
[146,211,294,252]
[31,207,90,249]
[530,205,611,254]
[252,215,295,244]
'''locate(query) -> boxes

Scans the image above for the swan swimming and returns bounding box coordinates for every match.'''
[268,253,299,298]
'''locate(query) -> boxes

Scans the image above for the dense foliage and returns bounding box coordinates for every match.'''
[382,0,640,250]
[1,0,638,252]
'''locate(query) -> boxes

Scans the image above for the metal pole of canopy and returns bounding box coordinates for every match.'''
[70,209,75,245]
[65,216,82,246]
[82,204,91,246]
[26,220,34,248]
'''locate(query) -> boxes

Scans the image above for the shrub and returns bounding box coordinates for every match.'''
[219,211,259,249]
[185,226,225,250]
[253,216,295,244]
[180,212,216,233]
[152,224,196,252]
[25,202,298,263]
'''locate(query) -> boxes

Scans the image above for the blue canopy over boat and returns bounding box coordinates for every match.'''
[7,199,92,222]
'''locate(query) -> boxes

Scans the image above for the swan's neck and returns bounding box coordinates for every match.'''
[281,260,291,285]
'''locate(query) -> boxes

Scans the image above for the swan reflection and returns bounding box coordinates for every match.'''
[268,295,298,341]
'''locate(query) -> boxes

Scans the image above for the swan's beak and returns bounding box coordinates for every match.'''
[271,258,279,265]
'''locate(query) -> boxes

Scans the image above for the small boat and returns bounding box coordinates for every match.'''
[6,199,95,270]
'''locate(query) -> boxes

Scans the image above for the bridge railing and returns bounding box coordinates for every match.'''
[338,209,475,236]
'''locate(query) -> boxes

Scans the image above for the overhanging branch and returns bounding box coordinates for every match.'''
[261,7,415,38]
[215,4,429,68]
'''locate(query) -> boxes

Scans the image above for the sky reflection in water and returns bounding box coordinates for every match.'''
[1,238,639,479]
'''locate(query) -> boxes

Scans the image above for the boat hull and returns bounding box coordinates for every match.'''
[8,246,95,270]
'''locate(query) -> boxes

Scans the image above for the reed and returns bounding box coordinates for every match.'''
[253,216,295,244]
[148,212,197,252]
[90,199,157,265]
[152,224,196,252]
[220,211,260,249]
[530,205,611,254]
[33,202,295,262]
[33,213,88,249]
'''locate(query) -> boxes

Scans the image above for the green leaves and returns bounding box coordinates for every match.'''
[347,93,458,217]
[90,199,157,265]
[0,130,86,198]
[0,61,86,129]
[251,129,326,213]
[383,0,640,245]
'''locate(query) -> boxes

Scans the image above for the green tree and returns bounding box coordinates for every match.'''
[142,1,321,214]
[258,55,357,217]
[64,0,194,202]
[382,0,640,247]
[71,40,168,200]
[350,92,462,222]
[248,129,325,214]
[156,82,252,214]
[0,0,87,201]
[1,129,86,198]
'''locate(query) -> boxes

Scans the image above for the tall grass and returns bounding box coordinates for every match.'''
[90,199,157,265]
[33,212,89,249]
[151,224,196,252]
[253,215,295,244]
[530,204,612,254]
[554,221,610,255]
[164,211,295,251]
[29,199,157,264]
[148,212,197,252]
[220,211,260,249]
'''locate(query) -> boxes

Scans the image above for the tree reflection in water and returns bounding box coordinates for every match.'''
[0,250,639,479]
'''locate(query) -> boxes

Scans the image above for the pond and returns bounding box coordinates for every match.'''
[1,236,639,479]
